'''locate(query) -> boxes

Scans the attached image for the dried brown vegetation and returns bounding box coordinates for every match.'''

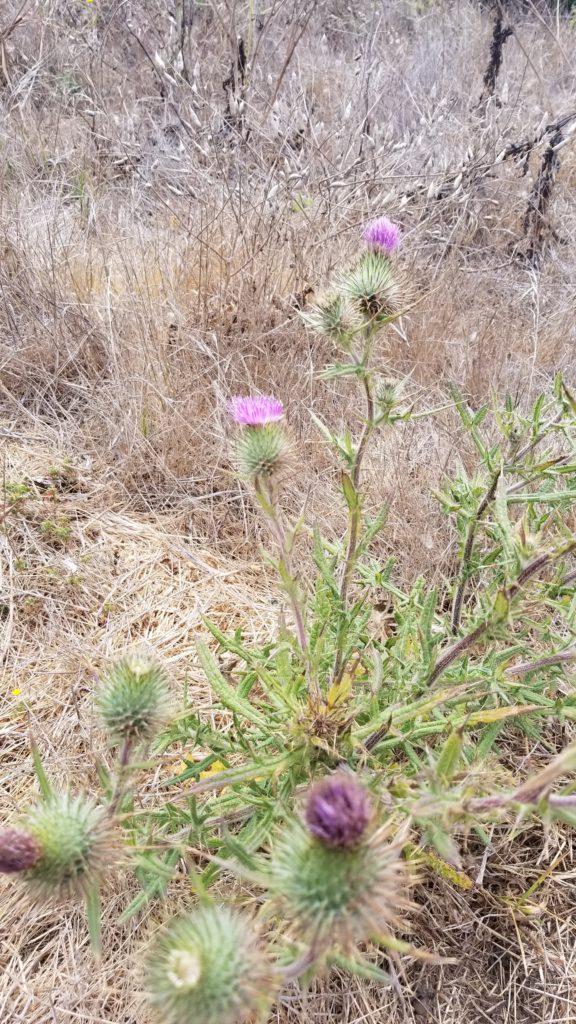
[1,1,576,1021]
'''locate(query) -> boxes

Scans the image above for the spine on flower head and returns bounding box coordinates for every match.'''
[96,657,171,746]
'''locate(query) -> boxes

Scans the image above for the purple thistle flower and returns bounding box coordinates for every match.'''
[229,395,284,427]
[362,216,401,254]
[0,827,41,874]
[305,774,372,849]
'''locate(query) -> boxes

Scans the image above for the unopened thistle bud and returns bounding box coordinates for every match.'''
[0,827,41,874]
[269,775,406,951]
[17,792,115,898]
[96,657,171,746]
[377,378,403,418]
[146,905,276,1024]
[300,292,362,348]
[229,395,291,479]
[340,250,403,323]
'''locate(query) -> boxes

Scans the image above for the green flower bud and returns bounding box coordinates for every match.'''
[19,792,115,899]
[301,292,362,349]
[146,905,276,1024]
[340,251,402,322]
[235,424,291,479]
[96,657,171,745]
[268,812,406,952]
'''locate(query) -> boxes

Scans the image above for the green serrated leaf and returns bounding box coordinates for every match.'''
[436,728,464,782]
[196,640,268,729]
[341,472,359,512]
[85,886,102,958]
[30,737,53,799]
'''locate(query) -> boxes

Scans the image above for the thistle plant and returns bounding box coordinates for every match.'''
[3,215,576,1016]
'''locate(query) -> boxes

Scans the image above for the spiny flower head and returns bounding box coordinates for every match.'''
[234,423,291,479]
[340,250,403,322]
[96,657,171,746]
[18,792,115,898]
[363,215,401,254]
[0,827,41,874]
[305,773,372,848]
[269,782,406,952]
[146,905,276,1024]
[229,396,284,427]
[300,292,362,348]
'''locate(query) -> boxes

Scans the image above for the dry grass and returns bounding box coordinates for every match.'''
[2,0,576,1020]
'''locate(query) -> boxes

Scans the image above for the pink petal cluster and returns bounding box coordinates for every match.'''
[229,395,284,427]
[362,215,401,254]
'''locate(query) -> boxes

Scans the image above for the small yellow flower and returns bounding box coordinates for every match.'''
[11,688,21,697]
[199,760,226,780]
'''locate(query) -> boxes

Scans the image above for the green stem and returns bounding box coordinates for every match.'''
[333,358,376,685]
[108,736,133,816]
[428,544,575,687]
[451,470,500,634]
[253,476,314,693]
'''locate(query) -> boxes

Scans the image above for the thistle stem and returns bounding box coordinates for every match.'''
[253,475,311,672]
[428,545,574,687]
[451,470,500,635]
[333,360,375,685]
[108,736,133,816]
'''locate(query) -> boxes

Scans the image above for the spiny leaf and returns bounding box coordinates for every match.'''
[196,640,268,729]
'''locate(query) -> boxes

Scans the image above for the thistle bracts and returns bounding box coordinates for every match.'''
[301,214,404,341]
[300,292,362,349]
[340,249,402,323]
[146,905,276,1024]
[229,395,290,479]
[269,776,406,953]
[0,827,41,874]
[96,657,171,746]
[235,422,291,479]
[16,792,115,899]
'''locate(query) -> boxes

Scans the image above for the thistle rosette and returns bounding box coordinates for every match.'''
[146,905,276,1024]
[14,792,115,899]
[229,395,290,479]
[96,657,171,746]
[269,774,406,952]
